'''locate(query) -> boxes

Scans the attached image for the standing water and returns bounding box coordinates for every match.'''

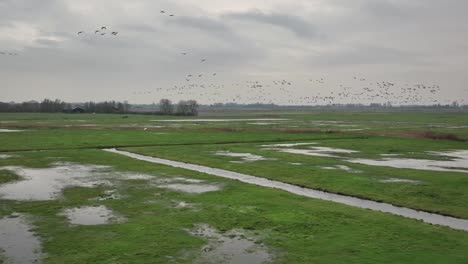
[104,149,468,231]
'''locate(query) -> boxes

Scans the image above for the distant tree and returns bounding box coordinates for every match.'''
[186,100,199,116]
[175,100,199,116]
[176,100,189,115]
[159,99,173,115]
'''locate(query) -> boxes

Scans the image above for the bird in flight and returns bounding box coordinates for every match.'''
[160,10,165,13]
[95,30,100,34]
[101,33,106,35]
[201,59,206,62]
[77,31,84,35]
[169,14,174,17]
[101,26,107,30]
[111,32,118,35]
[181,53,187,55]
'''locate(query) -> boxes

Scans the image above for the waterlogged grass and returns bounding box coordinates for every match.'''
[0,128,360,151]
[1,149,468,263]
[1,111,468,138]
[124,136,468,218]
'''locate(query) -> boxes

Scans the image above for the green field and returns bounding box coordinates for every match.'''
[1,111,468,263]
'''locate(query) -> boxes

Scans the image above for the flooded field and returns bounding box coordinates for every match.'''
[1,111,468,263]
[189,224,272,264]
[152,118,289,122]
[212,151,275,163]
[0,214,41,264]
[105,149,468,231]
[348,150,468,173]
[60,205,125,225]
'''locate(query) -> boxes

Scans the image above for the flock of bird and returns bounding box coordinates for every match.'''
[0,51,19,56]
[0,9,455,106]
[77,26,118,36]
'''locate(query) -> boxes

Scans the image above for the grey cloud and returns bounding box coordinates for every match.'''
[224,10,319,39]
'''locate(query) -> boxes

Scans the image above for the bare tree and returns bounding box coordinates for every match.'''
[159,99,173,115]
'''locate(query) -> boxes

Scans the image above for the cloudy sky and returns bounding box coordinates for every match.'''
[1,0,467,105]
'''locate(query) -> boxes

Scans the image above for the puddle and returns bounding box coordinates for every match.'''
[105,149,468,231]
[60,205,125,225]
[247,122,279,125]
[262,143,358,158]
[94,190,122,201]
[269,146,358,158]
[0,129,24,133]
[0,214,41,264]
[348,150,468,173]
[189,224,272,264]
[260,142,317,148]
[0,154,13,159]
[161,183,221,194]
[379,178,422,184]
[0,163,156,201]
[152,119,288,122]
[174,201,194,208]
[320,165,362,173]
[0,121,18,124]
[288,162,302,166]
[213,151,275,163]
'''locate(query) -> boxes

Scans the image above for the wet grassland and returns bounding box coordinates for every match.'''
[1,111,468,263]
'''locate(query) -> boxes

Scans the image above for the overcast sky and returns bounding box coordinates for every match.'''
[1,0,467,105]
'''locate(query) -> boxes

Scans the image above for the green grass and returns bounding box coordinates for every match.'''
[124,136,468,218]
[1,149,468,263]
[1,112,468,263]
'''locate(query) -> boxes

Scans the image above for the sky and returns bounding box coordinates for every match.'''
[1,0,467,105]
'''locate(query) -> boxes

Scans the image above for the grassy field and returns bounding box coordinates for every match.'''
[1,111,468,263]
[125,136,468,218]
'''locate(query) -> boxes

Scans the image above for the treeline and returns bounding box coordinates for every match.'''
[0,98,200,116]
[158,99,198,116]
[82,101,130,114]
[0,99,66,113]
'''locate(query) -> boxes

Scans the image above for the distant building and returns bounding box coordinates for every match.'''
[63,107,85,113]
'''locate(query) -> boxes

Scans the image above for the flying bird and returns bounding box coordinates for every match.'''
[77,31,84,35]
[101,26,107,30]
[95,30,100,34]
[181,53,187,55]
[111,32,118,35]
[169,14,174,17]
[201,59,206,62]
[160,10,165,13]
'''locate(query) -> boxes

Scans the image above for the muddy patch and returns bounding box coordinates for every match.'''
[161,183,221,194]
[188,224,272,264]
[94,190,123,201]
[60,205,125,226]
[320,165,362,173]
[348,150,468,173]
[0,214,41,264]
[212,151,276,163]
[379,178,423,184]
[174,201,194,208]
